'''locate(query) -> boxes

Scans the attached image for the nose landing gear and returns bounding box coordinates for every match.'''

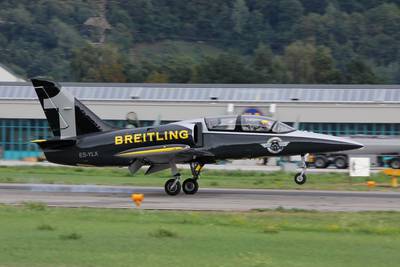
[294,154,307,185]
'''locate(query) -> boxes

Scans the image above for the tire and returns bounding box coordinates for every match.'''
[389,158,400,169]
[294,173,307,185]
[164,179,181,196]
[334,156,348,169]
[182,178,199,195]
[314,156,328,168]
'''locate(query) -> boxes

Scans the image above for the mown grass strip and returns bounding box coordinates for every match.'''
[0,165,396,191]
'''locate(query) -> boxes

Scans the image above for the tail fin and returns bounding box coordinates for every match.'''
[31,77,112,138]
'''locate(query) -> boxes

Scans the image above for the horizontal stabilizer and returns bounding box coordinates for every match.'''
[31,139,76,150]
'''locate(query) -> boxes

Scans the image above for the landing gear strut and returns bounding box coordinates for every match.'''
[182,162,204,195]
[294,154,307,185]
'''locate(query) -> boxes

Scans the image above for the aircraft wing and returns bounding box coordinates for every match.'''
[116,144,214,164]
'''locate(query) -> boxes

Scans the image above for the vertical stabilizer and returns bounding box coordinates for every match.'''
[31,78,112,138]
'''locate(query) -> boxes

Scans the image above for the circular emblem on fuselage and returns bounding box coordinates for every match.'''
[263,137,289,154]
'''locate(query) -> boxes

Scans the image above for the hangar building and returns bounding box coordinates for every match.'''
[0,82,399,159]
[0,64,25,82]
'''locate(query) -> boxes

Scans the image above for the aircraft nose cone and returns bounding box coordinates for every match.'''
[321,136,364,152]
[287,131,365,154]
[339,140,364,151]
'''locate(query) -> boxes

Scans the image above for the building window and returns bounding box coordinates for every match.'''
[299,123,400,136]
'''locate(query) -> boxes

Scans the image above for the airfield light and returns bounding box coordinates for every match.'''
[269,104,276,114]
[227,103,234,114]
[383,169,400,188]
[131,194,144,207]
[367,181,376,188]
[392,177,398,188]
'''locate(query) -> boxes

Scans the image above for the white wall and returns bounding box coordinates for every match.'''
[0,65,24,82]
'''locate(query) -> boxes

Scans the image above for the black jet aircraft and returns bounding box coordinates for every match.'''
[31,78,363,195]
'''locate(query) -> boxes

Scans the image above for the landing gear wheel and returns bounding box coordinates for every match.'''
[389,158,400,169]
[182,178,199,195]
[164,179,181,196]
[314,156,328,168]
[294,173,307,185]
[334,156,348,169]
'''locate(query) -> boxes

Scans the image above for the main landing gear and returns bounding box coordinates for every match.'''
[294,154,307,185]
[164,162,204,196]
[164,174,182,196]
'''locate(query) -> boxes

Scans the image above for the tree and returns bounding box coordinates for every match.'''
[71,44,127,82]
[124,60,157,83]
[251,43,287,83]
[269,0,304,29]
[0,0,399,83]
[146,71,169,83]
[193,54,256,83]
[50,18,83,49]
[268,0,304,45]
[282,41,340,83]
[283,41,316,83]
[314,46,341,83]
[231,0,250,34]
[344,59,382,84]
[162,57,194,83]
[299,0,329,14]
[253,44,274,70]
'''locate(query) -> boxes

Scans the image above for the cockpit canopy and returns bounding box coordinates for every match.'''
[205,115,295,133]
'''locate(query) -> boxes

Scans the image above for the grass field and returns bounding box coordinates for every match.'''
[0,205,399,267]
[0,165,396,191]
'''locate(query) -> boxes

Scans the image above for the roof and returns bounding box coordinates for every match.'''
[84,17,111,30]
[0,82,399,103]
[0,65,25,82]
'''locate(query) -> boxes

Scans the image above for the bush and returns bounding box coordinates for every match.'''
[262,225,280,234]
[37,224,55,231]
[23,202,47,211]
[149,228,178,238]
[59,232,82,240]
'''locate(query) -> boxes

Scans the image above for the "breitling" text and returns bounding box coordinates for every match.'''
[115,130,189,145]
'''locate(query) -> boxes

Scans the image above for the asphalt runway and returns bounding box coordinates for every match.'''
[0,159,383,173]
[0,183,399,212]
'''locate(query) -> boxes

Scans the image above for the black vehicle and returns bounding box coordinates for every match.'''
[309,135,400,169]
[31,78,363,195]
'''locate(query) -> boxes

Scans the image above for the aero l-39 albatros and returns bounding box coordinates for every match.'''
[31,78,363,195]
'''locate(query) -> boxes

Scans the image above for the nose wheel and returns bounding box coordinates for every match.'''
[294,173,307,185]
[294,154,307,185]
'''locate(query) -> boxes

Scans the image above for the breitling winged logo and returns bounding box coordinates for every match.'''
[261,137,290,154]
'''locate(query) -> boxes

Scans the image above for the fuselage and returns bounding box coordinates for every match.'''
[42,115,363,167]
